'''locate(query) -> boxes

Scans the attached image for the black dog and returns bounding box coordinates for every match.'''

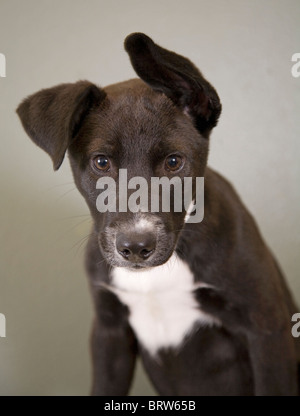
[17,33,300,395]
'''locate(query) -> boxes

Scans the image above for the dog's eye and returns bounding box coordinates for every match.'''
[92,155,110,172]
[165,154,184,172]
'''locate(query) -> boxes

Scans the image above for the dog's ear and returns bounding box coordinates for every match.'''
[124,33,221,138]
[16,81,106,170]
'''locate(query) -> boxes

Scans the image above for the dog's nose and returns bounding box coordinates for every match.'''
[116,232,156,262]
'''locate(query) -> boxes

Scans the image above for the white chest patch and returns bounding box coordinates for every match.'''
[109,255,220,356]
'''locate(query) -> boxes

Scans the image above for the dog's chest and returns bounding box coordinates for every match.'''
[110,255,218,356]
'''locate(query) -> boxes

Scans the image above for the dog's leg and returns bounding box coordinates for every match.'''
[247,328,298,396]
[90,316,137,396]
[84,235,138,396]
[196,285,298,395]
[246,260,300,395]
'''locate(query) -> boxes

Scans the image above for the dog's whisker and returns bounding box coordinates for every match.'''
[58,214,91,221]
[55,187,77,202]
[64,217,92,234]
[41,182,76,194]
[96,258,108,267]
[67,233,94,255]
[47,181,76,188]
[74,238,92,257]
[52,219,93,250]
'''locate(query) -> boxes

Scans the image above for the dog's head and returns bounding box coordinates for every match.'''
[17,33,221,269]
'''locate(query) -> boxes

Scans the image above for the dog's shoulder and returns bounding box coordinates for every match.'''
[204,166,259,231]
[205,167,245,207]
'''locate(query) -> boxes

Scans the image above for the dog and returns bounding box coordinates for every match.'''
[17,33,300,396]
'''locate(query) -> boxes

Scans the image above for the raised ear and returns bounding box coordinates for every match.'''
[124,33,221,138]
[16,81,106,170]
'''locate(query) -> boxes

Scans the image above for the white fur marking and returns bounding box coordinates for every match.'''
[133,217,155,232]
[184,200,195,223]
[110,255,220,356]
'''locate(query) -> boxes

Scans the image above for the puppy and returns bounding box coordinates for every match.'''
[17,33,300,396]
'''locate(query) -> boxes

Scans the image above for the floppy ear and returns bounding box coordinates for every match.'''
[16,81,106,170]
[124,33,221,138]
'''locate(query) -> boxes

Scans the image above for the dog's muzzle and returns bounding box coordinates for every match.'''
[116,231,156,263]
[98,214,177,269]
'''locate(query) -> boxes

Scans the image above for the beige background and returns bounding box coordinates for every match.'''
[0,0,299,396]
